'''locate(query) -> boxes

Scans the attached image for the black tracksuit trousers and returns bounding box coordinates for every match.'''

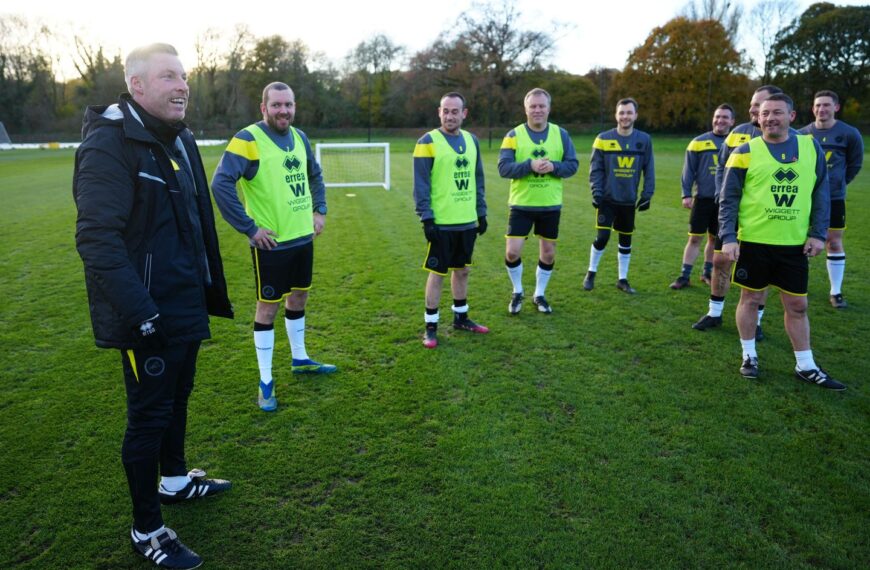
[120,341,200,532]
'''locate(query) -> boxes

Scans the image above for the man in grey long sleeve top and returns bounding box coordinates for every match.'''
[498,87,578,315]
[413,91,489,348]
[212,81,336,413]
[718,93,844,391]
[583,97,654,295]
[669,104,735,290]
[798,89,865,308]
[693,85,782,336]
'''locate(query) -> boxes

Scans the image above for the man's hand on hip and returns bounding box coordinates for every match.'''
[252,227,277,250]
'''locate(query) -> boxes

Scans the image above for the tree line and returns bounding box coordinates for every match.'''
[1,1,867,138]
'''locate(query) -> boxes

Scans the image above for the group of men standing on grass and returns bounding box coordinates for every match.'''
[416,84,863,394]
[413,89,657,345]
[71,42,862,569]
[670,86,862,390]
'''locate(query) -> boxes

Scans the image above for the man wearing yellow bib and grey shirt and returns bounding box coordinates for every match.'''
[499,88,579,314]
[719,93,845,391]
[414,92,488,349]
[213,82,336,412]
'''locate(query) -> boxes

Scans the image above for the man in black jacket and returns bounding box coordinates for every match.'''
[74,43,234,570]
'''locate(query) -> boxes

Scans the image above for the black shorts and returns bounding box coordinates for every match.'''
[423,228,477,275]
[689,197,718,236]
[251,242,313,302]
[506,209,560,241]
[732,241,808,296]
[830,199,845,231]
[595,201,635,234]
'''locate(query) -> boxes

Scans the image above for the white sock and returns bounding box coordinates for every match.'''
[534,266,552,298]
[740,338,757,359]
[506,262,524,294]
[133,525,166,541]
[588,245,604,272]
[794,350,817,371]
[424,311,440,324]
[708,298,725,318]
[254,328,274,383]
[617,252,631,280]
[757,307,765,326]
[159,475,191,492]
[285,315,309,361]
[827,255,845,295]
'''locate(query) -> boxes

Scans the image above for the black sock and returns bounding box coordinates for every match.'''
[702,261,713,276]
[453,299,468,321]
[681,263,692,279]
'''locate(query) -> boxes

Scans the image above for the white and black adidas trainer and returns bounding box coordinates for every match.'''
[159,468,232,505]
[130,527,202,569]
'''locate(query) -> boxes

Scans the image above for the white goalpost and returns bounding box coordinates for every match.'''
[315,142,391,191]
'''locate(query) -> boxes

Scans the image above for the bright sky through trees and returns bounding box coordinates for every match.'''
[11,0,863,77]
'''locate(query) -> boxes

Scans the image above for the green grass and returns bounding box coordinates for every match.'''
[1,135,868,569]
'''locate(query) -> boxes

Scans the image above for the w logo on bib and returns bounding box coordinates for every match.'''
[617,156,635,169]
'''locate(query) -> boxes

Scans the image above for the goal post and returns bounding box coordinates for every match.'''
[315,142,390,191]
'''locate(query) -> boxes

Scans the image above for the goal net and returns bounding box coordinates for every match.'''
[0,122,11,149]
[315,143,390,190]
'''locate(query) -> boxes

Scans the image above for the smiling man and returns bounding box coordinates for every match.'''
[212,82,335,413]
[499,88,578,314]
[798,90,865,308]
[693,85,782,337]
[670,104,735,290]
[73,43,234,569]
[718,93,844,390]
[584,98,655,295]
[413,92,488,348]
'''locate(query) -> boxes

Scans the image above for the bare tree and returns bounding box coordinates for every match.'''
[459,0,559,133]
[191,28,226,123]
[345,34,405,136]
[349,34,405,75]
[0,15,61,132]
[69,36,125,113]
[747,0,797,81]
[220,25,254,128]
[460,0,556,78]
[681,0,743,41]
[72,37,122,89]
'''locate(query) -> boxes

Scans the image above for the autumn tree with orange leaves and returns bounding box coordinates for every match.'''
[610,17,751,131]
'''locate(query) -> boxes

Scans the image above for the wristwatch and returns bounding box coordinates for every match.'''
[314,205,327,215]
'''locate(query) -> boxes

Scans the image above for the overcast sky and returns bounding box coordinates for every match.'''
[7,0,864,78]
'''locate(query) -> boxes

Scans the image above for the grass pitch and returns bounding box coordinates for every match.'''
[0,135,868,569]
